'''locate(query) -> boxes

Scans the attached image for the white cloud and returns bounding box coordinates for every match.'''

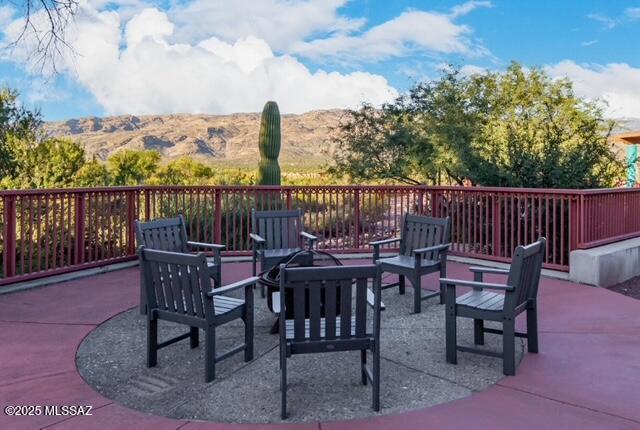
[0,1,495,116]
[450,1,492,19]
[546,60,640,118]
[169,0,365,52]
[0,5,14,27]
[586,13,617,29]
[626,7,640,20]
[291,9,488,62]
[36,6,397,115]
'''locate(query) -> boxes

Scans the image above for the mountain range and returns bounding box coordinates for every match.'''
[44,112,640,167]
[43,110,346,166]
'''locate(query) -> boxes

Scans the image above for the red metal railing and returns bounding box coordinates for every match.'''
[2,185,640,285]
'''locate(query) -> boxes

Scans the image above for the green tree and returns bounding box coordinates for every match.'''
[107,149,160,185]
[331,63,624,188]
[74,157,111,187]
[1,135,85,189]
[149,157,214,185]
[0,88,42,179]
[329,104,435,185]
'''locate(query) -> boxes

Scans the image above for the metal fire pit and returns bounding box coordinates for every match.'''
[259,249,343,320]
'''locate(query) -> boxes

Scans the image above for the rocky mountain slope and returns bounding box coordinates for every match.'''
[44,110,345,166]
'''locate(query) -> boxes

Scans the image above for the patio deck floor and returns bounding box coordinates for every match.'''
[0,260,639,430]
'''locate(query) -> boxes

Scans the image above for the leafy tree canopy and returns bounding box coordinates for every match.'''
[330,62,625,188]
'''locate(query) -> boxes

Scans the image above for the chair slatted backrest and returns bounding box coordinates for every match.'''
[139,247,213,321]
[280,265,379,342]
[136,216,188,253]
[506,238,546,310]
[252,209,303,250]
[399,214,451,260]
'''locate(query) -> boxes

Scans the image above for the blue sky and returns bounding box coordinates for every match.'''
[1,0,639,120]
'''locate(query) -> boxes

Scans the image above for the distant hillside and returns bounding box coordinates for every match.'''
[44,110,346,166]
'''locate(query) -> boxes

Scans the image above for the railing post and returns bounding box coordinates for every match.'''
[353,188,361,250]
[286,189,292,210]
[492,194,502,258]
[214,188,222,245]
[2,195,16,278]
[127,191,137,255]
[74,194,86,265]
[569,196,580,251]
[417,188,424,215]
[431,190,441,218]
[144,188,151,221]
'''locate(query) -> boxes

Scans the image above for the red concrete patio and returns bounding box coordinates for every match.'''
[0,260,639,430]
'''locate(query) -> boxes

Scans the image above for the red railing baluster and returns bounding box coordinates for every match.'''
[2,195,17,278]
[75,193,86,265]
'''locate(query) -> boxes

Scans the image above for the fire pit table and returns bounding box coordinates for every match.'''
[259,249,344,332]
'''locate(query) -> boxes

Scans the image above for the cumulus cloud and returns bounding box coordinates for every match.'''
[291,7,489,62]
[0,1,496,115]
[25,6,396,115]
[170,0,365,52]
[546,60,640,118]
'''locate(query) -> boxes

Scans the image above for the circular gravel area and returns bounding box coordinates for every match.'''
[77,284,523,423]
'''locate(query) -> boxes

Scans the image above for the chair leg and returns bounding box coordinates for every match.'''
[280,348,287,419]
[398,275,406,295]
[361,349,367,385]
[473,319,484,345]
[205,326,216,382]
[412,276,421,314]
[503,319,516,376]
[244,312,254,362]
[527,307,539,353]
[147,317,158,367]
[190,326,199,349]
[372,344,380,412]
[445,295,457,364]
[439,263,447,305]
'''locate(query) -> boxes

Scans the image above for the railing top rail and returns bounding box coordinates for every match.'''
[3,184,639,196]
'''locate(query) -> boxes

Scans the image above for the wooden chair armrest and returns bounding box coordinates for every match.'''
[369,237,401,247]
[439,278,514,292]
[468,266,510,275]
[187,241,225,251]
[208,277,259,296]
[413,243,451,255]
[300,231,318,241]
[249,233,266,245]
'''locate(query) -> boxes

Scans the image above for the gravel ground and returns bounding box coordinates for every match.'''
[77,284,523,424]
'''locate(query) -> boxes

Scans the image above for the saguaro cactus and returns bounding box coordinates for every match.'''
[257,101,281,185]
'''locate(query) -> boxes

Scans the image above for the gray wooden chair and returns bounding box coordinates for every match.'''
[277,264,382,419]
[440,237,546,375]
[250,209,318,297]
[370,214,451,313]
[138,246,256,382]
[136,215,225,313]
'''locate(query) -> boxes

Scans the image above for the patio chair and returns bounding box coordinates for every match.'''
[277,263,383,419]
[370,213,451,313]
[250,209,318,297]
[138,246,256,382]
[440,237,546,375]
[135,215,225,313]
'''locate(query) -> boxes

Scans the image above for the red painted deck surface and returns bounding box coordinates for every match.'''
[0,261,639,430]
